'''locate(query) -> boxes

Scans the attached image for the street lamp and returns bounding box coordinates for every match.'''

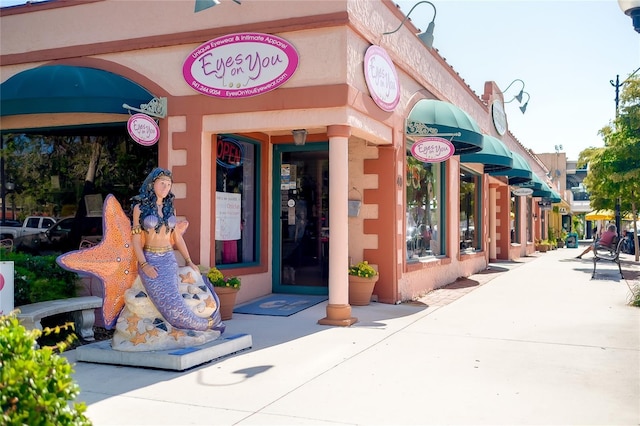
[610,67,640,118]
[619,0,640,33]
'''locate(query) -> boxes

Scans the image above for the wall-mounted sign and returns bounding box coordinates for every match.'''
[217,136,244,169]
[127,113,160,146]
[491,100,507,136]
[364,45,400,112]
[513,187,533,196]
[183,32,299,98]
[410,137,455,163]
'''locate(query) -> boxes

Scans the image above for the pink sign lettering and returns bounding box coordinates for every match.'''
[410,137,455,163]
[127,114,160,146]
[183,33,299,98]
[364,45,400,112]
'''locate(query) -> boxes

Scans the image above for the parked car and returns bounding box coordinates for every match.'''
[0,216,57,240]
[14,216,103,255]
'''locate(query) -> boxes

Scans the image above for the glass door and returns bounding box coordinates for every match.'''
[272,143,329,295]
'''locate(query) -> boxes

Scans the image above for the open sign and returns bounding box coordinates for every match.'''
[410,137,454,163]
[217,137,244,169]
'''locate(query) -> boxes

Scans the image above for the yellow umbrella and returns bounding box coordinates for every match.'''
[585,209,615,221]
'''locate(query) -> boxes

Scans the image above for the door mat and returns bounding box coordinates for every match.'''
[233,294,328,317]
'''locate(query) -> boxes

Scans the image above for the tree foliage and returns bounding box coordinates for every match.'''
[578,74,640,260]
[1,131,157,219]
[578,75,640,214]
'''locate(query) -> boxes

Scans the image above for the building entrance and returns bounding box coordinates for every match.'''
[272,143,329,295]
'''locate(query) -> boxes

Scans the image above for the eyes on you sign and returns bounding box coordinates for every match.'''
[183,32,299,99]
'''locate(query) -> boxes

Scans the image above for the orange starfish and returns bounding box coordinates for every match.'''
[180,272,196,284]
[130,332,147,346]
[57,195,137,329]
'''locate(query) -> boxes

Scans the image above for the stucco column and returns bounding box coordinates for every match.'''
[318,125,357,326]
[489,185,497,260]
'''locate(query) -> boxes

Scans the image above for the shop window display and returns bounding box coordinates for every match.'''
[459,168,480,252]
[406,155,442,261]
[215,135,258,265]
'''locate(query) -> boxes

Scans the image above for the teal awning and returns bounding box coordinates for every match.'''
[0,65,154,117]
[460,134,513,172]
[406,99,483,154]
[532,179,554,198]
[549,190,562,203]
[518,173,544,190]
[489,151,532,184]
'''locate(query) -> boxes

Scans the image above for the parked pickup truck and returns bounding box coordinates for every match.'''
[0,216,57,240]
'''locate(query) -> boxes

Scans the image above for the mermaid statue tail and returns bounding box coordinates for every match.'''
[140,250,220,331]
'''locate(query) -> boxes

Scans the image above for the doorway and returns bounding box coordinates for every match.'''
[272,143,329,295]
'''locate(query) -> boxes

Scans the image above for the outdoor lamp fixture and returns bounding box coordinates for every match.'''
[502,79,526,104]
[518,92,531,114]
[382,1,437,49]
[619,0,640,33]
[292,129,308,146]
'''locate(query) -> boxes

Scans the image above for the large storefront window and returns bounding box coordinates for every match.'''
[526,197,533,242]
[406,155,442,261]
[215,135,259,266]
[510,195,520,243]
[460,168,480,252]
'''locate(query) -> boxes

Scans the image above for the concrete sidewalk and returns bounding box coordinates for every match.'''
[67,248,640,425]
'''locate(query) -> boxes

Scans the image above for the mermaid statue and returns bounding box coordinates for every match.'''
[58,167,225,352]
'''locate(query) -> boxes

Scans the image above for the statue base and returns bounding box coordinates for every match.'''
[75,333,252,371]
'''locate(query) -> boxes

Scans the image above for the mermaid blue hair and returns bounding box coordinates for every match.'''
[131,167,175,233]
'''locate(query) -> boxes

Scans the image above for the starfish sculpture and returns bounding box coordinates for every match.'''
[57,194,189,329]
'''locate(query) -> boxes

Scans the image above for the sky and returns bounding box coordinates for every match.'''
[1,0,639,160]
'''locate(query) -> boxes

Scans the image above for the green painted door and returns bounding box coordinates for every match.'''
[272,143,329,295]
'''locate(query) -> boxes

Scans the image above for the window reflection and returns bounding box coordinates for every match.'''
[406,155,441,261]
[460,168,480,252]
[215,135,258,266]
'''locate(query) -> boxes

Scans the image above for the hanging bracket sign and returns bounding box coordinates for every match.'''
[410,137,455,163]
[513,187,533,196]
[127,113,159,146]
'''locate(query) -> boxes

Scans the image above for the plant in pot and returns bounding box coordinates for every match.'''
[348,260,379,306]
[206,267,241,320]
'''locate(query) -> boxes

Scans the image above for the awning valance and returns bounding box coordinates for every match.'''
[549,190,562,203]
[0,65,154,117]
[406,99,483,154]
[460,134,513,172]
[489,151,533,184]
[532,180,554,198]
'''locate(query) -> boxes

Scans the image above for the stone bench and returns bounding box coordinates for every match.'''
[16,296,103,341]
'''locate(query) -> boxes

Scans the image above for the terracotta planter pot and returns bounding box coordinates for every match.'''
[348,275,379,306]
[214,287,238,320]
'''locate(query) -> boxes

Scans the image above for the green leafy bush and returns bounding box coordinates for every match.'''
[3,252,79,306]
[0,313,90,425]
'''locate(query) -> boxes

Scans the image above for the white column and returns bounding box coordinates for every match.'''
[318,125,356,326]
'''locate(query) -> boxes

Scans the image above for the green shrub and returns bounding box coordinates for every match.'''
[0,313,90,425]
[3,252,79,305]
[630,285,640,308]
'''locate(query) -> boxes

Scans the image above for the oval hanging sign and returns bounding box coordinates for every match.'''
[127,114,160,146]
[513,187,534,196]
[183,32,299,99]
[364,45,400,112]
[410,137,455,163]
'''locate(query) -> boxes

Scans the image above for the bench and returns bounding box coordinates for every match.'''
[16,296,103,341]
[592,238,625,279]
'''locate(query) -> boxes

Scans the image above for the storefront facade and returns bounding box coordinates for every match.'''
[1,0,557,324]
